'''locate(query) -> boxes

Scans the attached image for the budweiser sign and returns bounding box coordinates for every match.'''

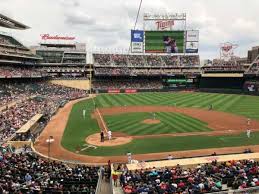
[156,20,174,30]
[40,34,75,40]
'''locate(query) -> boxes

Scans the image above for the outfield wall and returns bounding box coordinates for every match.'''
[199,77,245,90]
[92,75,259,95]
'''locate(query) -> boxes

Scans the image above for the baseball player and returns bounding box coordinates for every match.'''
[83,109,86,119]
[127,152,132,164]
[108,130,112,140]
[246,128,251,138]
[247,118,251,126]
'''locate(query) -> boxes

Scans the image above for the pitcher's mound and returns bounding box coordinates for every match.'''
[142,119,161,124]
[86,133,132,147]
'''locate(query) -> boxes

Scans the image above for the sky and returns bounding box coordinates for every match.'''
[1,0,259,59]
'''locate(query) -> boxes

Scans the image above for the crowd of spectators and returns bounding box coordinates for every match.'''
[0,35,24,47]
[0,46,36,58]
[93,54,200,68]
[120,159,259,194]
[0,82,87,142]
[203,60,244,73]
[145,55,163,66]
[94,67,199,76]
[39,66,86,73]
[0,66,43,78]
[0,34,37,58]
[92,79,163,90]
[0,147,98,193]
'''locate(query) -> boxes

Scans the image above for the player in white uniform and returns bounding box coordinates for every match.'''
[83,109,86,119]
[153,112,156,120]
[247,128,251,138]
[247,118,251,126]
[108,130,112,140]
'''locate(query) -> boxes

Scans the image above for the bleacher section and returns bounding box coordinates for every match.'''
[93,54,200,77]
[93,54,200,67]
[0,33,41,61]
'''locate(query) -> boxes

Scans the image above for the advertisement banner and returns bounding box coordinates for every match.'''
[125,89,137,93]
[131,30,144,53]
[145,31,184,53]
[131,30,144,42]
[186,41,199,53]
[131,42,143,53]
[186,30,199,42]
[108,89,120,93]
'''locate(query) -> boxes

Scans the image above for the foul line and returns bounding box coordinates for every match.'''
[96,108,108,133]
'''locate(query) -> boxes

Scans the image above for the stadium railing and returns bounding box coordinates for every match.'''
[233,186,259,194]
[95,167,102,194]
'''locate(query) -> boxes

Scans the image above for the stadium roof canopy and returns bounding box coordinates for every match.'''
[0,14,30,30]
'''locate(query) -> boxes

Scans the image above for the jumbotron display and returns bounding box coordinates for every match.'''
[145,31,185,53]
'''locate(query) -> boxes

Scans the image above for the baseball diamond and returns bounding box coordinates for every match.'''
[33,92,259,161]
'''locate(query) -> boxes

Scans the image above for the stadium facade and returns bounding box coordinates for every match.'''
[33,42,89,78]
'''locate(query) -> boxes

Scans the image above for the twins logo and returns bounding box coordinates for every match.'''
[156,20,174,30]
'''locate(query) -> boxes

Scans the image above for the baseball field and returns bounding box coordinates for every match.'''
[55,91,259,159]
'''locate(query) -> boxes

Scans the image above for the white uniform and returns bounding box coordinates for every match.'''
[247,119,251,126]
[108,130,112,140]
[83,109,86,118]
[127,152,132,164]
[247,129,251,138]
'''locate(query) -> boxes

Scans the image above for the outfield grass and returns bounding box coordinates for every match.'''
[104,112,211,135]
[95,92,259,119]
[61,92,259,156]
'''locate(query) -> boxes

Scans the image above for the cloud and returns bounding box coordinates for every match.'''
[65,11,96,26]
[0,0,259,59]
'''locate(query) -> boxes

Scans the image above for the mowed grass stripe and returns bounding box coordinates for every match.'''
[149,92,178,103]
[160,112,205,133]
[111,94,132,106]
[128,94,154,105]
[135,95,164,106]
[99,94,117,107]
[218,95,243,112]
[119,94,142,105]
[158,112,194,133]
[209,94,234,109]
[159,93,195,106]
[171,93,203,106]
[95,95,109,108]
[180,93,213,107]
[95,95,110,107]
[158,93,191,106]
[106,94,125,106]
[175,113,211,132]
[193,93,226,108]
[106,119,138,129]
[108,120,140,131]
